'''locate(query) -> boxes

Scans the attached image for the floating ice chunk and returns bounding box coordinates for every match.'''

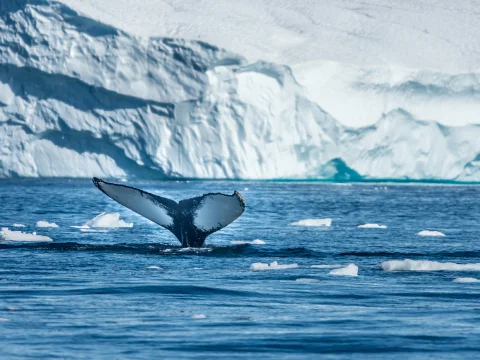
[79,228,109,233]
[0,228,53,242]
[290,218,332,227]
[329,264,358,276]
[146,266,162,270]
[295,278,320,283]
[250,261,298,271]
[12,224,25,228]
[358,223,387,229]
[192,314,206,319]
[36,221,59,228]
[381,259,480,272]
[76,212,133,229]
[231,239,266,245]
[0,318,10,322]
[453,277,480,283]
[417,230,445,237]
[311,264,343,269]
[120,178,128,182]
[244,187,249,191]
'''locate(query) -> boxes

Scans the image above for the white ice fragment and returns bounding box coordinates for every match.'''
[0,228,53,242]
[295,278,320,283]
[311,264,343,269]
[36,221,59,228]
[192,314,206,319]
[417,230,445,237]
[358,223,387,229]
[290,218,332,227]
[381,259,480,272]
[12,224,25,228]
[453,277,480,283]
[78,212,133,229]
[329,264,358,276]
[79,228,109,233]
[250,261,298,271]
[231,239,266,245]
[146,266,162,270]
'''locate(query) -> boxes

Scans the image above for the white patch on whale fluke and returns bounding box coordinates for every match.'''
[311,264,343,269]
[358,223,387,229]
[0,228,52,242]
[453,277,480,283]
[417,230,445,237]
[329,264,358,276]
[250,261,298,271]
[12,224,25,228]
[231,239,266,245]
[36,221,59,228]
[381,259,480,272]
[290,218,332,227]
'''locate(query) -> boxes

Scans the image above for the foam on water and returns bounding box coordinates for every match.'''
[417,230,445,237]
[289,218,332,227]
[381,260,480,272]
[453,278,480,283]
[358,223,387,229]
[0,228,53,242]
[250,261,299,271]
[329,264,358,276]
[146,266,162,270]
[36,221,59,228]
[231,239,266,245]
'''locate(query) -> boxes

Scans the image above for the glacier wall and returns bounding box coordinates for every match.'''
[1,0,480,181]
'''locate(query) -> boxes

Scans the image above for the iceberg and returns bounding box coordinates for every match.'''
[0,1,479,181]
[0,227,53,242]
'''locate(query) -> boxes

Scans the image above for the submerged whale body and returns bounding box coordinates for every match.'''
[92,178,245,247]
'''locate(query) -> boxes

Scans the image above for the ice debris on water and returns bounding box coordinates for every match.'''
[250,261,298,271]
[289,218,332,227]
[0,228,52,242]
[417,230,445,237]
[12,224,25,228]
[192,314,206,319]
[329,264,358,276]
[453,278,480,283]
[36,221,59,228]
[357,223,387,229]
[295,278,320,283]
[311,264,343,269]
[73,212,133,229]
[381,259,480,272]
[146,266,163,270]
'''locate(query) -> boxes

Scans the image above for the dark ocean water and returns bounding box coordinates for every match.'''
[1,180,480,359]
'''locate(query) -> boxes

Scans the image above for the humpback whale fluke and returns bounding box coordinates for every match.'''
[92,178,245,247]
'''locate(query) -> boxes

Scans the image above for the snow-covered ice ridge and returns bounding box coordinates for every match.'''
[1,1,480,181]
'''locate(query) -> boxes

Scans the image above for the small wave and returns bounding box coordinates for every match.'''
[0,227,52,242]
[417,230,445,237]
[231,239,266,245]
[250,261,298,271]
[381,259,480,272]
[329,264,358,276]
[453,277,480,283]
[311,264,343,269]
[295,278,320,283]
[36,221,59,228]
[290,218,332,227]
[358,223,387,229]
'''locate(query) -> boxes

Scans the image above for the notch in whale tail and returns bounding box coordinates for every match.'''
[92,177,245,247]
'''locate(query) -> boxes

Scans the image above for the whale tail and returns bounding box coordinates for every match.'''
[92,178,245,247]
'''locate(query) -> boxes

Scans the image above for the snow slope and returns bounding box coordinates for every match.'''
[1,0,480,180]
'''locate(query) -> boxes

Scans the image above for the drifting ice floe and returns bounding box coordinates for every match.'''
[36,221,59,228]
[358,223,387,229]
[417,230,445,237]
[192,314,206,319]
[295,278,320,283]
[453,278,480,283]
[250,261,298,271]
[329,264,358,276]
[0,228,52,242]
[311,264,343,269]
[73,213,133,229]
[231,239,266,245]
[289,218,332,227]
[381,260,480,272]
[12,224,25,228]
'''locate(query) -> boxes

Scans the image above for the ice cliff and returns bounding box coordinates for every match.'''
[1,0,480,181]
